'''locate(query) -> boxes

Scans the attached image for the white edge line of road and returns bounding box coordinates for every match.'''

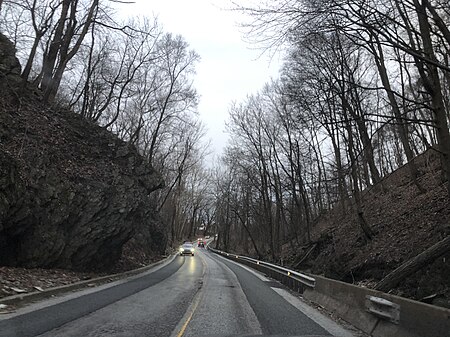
[271,287,356,337]
[214,253,271,282]
[0,254,178,320]
[212,251,356,337]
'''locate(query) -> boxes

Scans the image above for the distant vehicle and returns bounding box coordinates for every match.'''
[204,235,210,239]
[197,238,205,248]
[179,243,195,256]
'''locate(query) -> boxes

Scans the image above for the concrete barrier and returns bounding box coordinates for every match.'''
[303,274,450,337]
[211,249,450,337]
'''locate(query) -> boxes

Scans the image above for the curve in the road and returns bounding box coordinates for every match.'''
[1,248,355,337]
[174,250,263,337]
[211,253,331,336]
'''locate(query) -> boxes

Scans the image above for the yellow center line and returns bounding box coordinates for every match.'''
[176,251,208,337]
[176,293,201,337]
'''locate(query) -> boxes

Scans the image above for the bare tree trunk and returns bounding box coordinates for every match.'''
[313,130,331,209]
[369,34,425,193]
[293,243,317,269]
[40,0,70,97]
[279,113,310,244]
[343,96,381,186]
[21,0,57,81]
[188,207,199,239]
[270,155,283,259]
[343,101,373,240]
[413,0,450,196]
[293,139,312,244]
[46,0,99,101]
[327,103,348,212]
[233,210,262,259]
[40,0,99,102]
[224,195,231,252]
[22,33,42,81]
[376,235,450,292]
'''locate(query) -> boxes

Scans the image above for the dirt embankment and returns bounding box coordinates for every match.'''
[282,149,450,307]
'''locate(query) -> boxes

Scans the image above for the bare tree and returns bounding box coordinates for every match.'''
[233,0,450,196]
[38,0,100,101]
[145,33,200,164]
[19,0,61,81]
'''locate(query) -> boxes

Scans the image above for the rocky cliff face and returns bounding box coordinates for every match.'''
[0,36,166,271]
[0,33,21,79]
[0,32,22,96]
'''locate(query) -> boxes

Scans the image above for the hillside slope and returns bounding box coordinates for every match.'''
[282,150,450,307]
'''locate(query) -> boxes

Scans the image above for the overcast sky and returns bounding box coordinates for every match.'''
[118,0,281,161]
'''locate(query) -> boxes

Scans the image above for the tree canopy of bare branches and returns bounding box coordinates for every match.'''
[211,0,450,260]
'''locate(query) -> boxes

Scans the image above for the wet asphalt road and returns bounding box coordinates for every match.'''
[0,249,354,337]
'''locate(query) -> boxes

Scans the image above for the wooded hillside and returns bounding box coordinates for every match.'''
[284,149,450,307]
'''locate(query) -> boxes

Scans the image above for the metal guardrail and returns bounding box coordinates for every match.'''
[208,246,315,290]
[207,244,450,337]
[365,295,400,324]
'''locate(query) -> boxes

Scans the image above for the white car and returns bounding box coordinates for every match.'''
[179,243,195,256]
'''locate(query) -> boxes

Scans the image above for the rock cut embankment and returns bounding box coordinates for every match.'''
[0,33,165,271]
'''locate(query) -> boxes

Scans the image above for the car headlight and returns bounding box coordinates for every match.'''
[180,247,185,252]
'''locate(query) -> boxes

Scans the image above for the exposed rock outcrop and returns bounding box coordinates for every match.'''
[0,32,22,89]
[0,35,166,271]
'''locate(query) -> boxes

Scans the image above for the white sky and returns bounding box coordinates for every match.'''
[117,0,281,161]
